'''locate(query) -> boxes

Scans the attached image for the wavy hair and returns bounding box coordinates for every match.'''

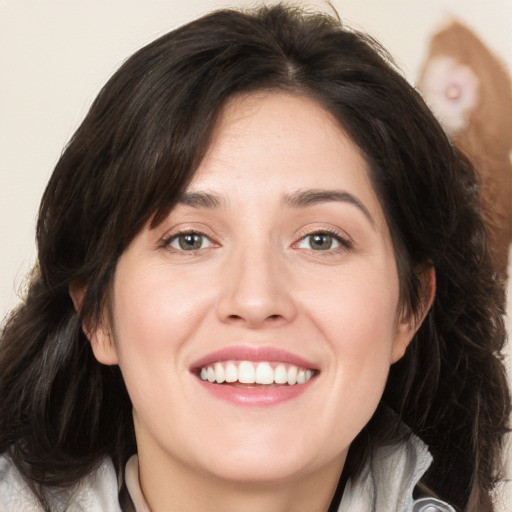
[0,4,509,511]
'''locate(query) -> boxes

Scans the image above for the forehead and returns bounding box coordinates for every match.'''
[203,91,364,172]
[186,92,387,228]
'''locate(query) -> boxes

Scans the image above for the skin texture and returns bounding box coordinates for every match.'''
[86,93,429,512]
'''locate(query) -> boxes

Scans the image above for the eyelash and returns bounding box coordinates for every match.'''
[160,228,353,254]
[160,230,216,253]
[295,229,353,253]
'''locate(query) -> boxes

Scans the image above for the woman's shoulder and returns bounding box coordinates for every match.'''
[0,453,122,512]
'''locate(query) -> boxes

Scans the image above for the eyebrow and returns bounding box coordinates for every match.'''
[176,188,375,226]
[282,189,375,227]
[177,192,226,209]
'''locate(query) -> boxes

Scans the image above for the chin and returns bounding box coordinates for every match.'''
[203,455,316,485]
[188,432,343,486]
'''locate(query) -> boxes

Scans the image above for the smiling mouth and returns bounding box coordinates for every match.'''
[196,361,317,387]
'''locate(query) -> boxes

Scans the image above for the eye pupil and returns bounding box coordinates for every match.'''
[310,234,332,250]
[179,233,203,250]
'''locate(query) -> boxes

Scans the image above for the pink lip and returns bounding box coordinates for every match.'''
[195,378,316,406]
[190,346,319,407]
[190,346,318,371]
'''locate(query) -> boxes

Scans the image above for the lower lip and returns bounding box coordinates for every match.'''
[195,378,316,406]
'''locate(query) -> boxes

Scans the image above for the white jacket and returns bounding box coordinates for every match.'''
[0,434,455,512]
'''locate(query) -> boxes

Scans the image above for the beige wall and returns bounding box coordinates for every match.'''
[1,0,511,507]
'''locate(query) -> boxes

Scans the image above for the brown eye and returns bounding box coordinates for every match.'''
[298,233,337,251]
[168,232,212,251]
[180,234,203,250]
[296,232,350,252]
[309,234,334,250]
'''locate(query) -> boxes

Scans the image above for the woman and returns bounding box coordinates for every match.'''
[0,4,509,512]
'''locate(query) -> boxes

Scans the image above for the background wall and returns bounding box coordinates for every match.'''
[1,0,511,507]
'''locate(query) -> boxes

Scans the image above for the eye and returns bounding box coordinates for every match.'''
[296,232,349,251]
[167,232,213,251]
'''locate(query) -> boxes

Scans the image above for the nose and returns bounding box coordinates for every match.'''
[216,243,297,328]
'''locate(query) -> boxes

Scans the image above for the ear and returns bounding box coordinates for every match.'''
[391,267,436,363]
[69,282,119,366]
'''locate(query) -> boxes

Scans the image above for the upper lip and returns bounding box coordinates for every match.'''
[190,346,319,372]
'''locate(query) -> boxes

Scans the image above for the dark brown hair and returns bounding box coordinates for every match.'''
[0,4,509,511]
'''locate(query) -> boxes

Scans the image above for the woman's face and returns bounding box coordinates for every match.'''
[90,92,418,488]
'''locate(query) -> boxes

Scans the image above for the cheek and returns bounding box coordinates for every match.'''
[306,266,399,350]
[108,262,218,419]
[112,263,213,356]
[303,267,400,402]
[303,278,398,443]
[108,263,216,430]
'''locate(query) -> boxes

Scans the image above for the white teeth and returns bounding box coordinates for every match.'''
[214,362,225,383]
[198,360,315,386]
[207,366,216,383]
[255,362,274,385]
[274,364,288,384]
[238,361,255,383]
[225,362,238,383]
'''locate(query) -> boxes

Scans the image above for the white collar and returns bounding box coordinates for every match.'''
[339,433,455,512]
[125,455,151,512]
[340,433,431,511]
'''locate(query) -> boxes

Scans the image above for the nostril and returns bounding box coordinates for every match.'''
[225,313,282,324]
